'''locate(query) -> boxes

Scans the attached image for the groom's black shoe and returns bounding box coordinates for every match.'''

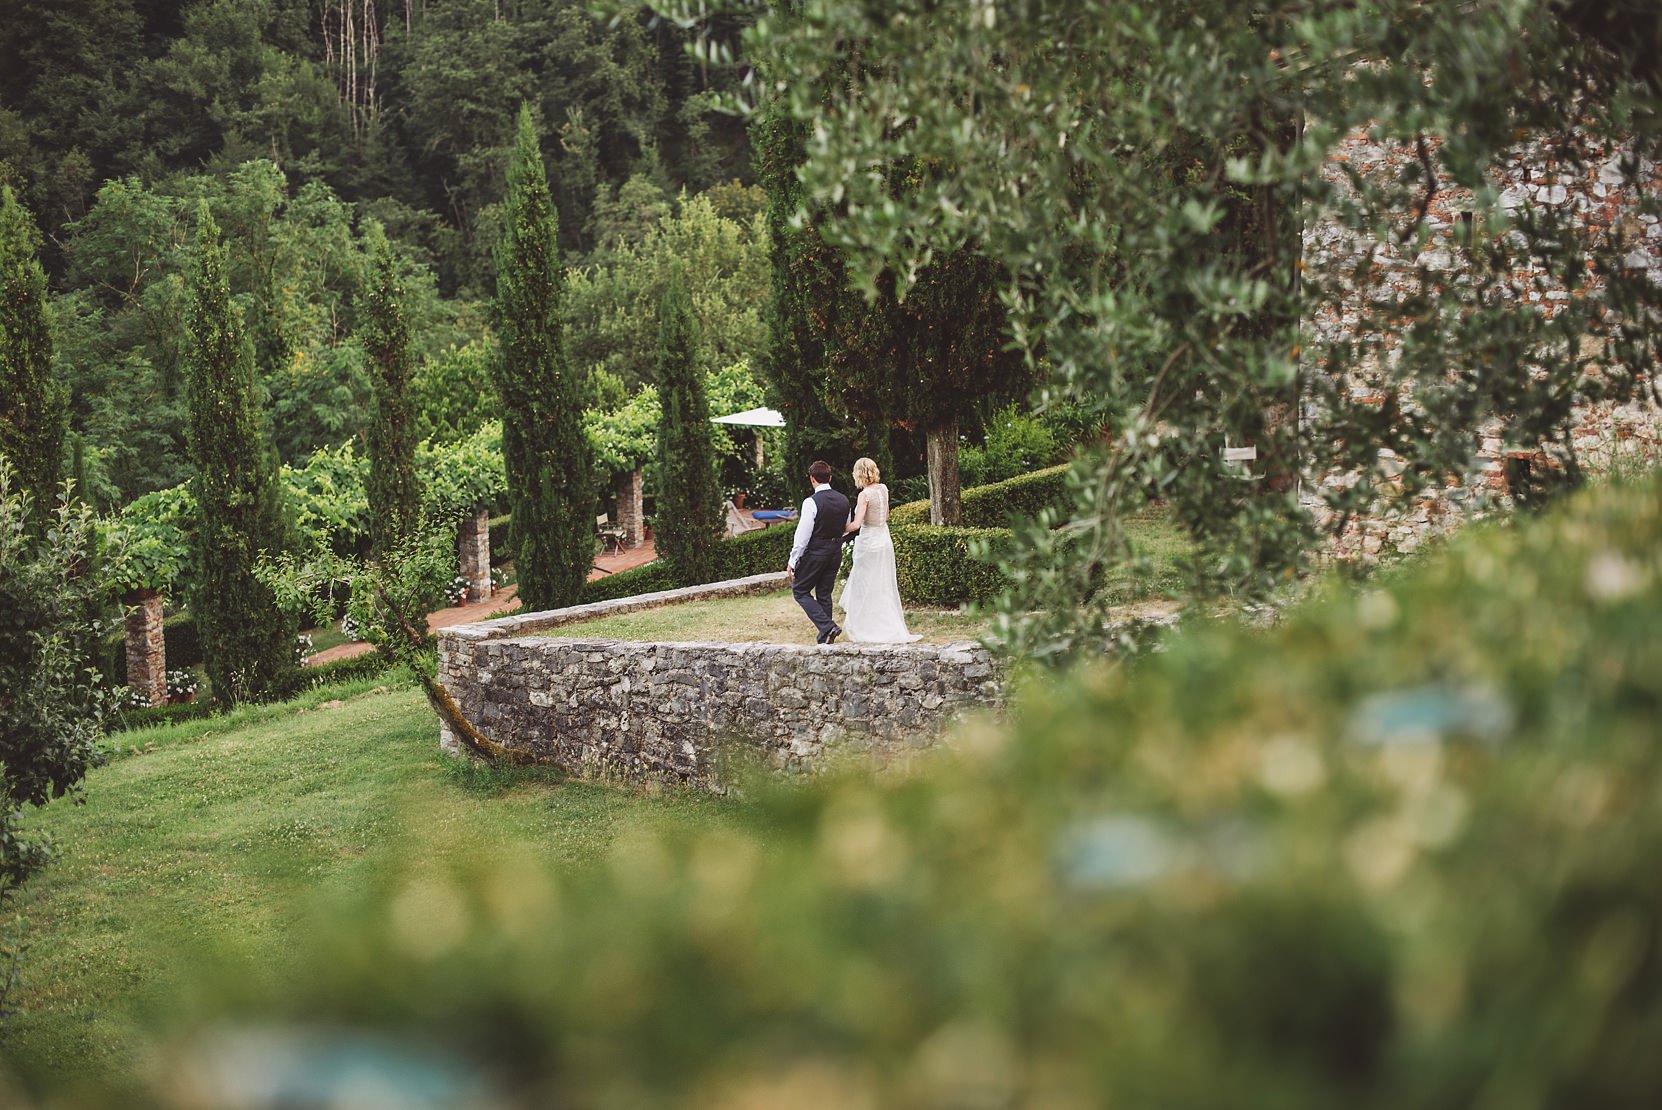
[823,624,842,645]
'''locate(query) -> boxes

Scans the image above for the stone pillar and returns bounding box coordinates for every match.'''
[458,506,491,602]
[124,588,166,707]
[614,468,644,548]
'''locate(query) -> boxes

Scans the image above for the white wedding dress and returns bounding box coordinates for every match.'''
[840,484,921,643]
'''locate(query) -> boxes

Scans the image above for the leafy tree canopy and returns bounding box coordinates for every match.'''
[721,0,1662,656]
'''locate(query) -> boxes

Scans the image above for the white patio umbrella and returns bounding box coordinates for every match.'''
[711,407,786,476]
[710,406,787,427]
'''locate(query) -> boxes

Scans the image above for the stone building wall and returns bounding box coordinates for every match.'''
[437,574,1004,789]
[1304,128,1662,559]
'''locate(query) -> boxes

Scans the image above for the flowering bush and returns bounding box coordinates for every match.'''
[489,567,506,594]
[445,575,470,605]
[164,669,198,702]
[338,613,361,642]
[293,633,314,664]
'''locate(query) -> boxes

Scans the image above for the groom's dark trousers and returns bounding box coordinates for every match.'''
[793,485,851,640]
[792,547,841,639]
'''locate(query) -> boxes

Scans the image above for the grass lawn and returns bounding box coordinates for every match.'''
[0,675,742,1105]
[298,622,353,654]
[1101,503,1191,605]
[551,587,991,644]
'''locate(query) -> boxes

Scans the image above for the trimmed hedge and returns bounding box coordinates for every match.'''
[266,650,397,702]
[101,609,204,686]
[888,463,1070,528]
[579,524,796,604]
[892,525,1014,606]
[488,514,512,565]
[110,700,220,732]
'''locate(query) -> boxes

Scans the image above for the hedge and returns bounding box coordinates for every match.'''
[888,462,1070,527]
[892,525,1014,606]
[109,700,219,732]
[266,650,397,702]
[101,609,204,686]
[124,475,1662,1108]
[579,524,796,604]
[488,514,512,566]
[578,517,1012,608]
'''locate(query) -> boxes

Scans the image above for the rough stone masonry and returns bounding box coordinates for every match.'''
[437,574,1004,789]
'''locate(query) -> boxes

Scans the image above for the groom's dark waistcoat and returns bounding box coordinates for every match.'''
[806,487,851,556]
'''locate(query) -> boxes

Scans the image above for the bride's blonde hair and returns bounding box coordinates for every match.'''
[852,457,880,489]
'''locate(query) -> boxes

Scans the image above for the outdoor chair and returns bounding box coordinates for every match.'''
[596,513,628,554]
[725,500,765,538]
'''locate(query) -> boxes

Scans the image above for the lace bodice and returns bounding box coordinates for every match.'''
[861,484,889,527]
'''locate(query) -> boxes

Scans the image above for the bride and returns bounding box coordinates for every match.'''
[840,457,921,643]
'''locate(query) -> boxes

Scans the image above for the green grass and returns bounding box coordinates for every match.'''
[299,622,353,655]
[1100,503,1191,604]
[547,587,991,644]
[0,677,741,1104]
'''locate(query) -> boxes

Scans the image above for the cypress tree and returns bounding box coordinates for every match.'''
[361,225,420,558]
[752,96,1025,520]
[0,185,66,531]
[655,263,722,582]
[492,104,595,611]
[753,107,888,481]
[184,203,292,705]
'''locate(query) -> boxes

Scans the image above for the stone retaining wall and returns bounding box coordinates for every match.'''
[437,573,1004,788]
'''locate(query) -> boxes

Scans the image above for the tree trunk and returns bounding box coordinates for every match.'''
[926,417,962,526]
[124,588,166,707]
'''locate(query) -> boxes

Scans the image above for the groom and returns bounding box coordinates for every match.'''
[785,459,853,644]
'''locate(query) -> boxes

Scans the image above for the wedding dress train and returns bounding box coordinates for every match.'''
[840,484,921,643]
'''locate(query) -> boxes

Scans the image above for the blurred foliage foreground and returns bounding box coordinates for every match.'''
[43,476,1662,1108]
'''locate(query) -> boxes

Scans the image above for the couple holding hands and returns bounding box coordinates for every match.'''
[785,458,919,645]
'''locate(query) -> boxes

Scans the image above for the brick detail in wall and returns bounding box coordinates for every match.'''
[614,468,644,548]
[436,574,1005,789]
[1303,128,1662,560]
[124,588,166,707]
[458,506,491,602]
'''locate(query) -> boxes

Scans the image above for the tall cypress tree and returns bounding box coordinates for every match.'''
[361,225,420,558]
[184,203,292,705]
[0,185,66,531]
[492,104,595,611]
[655,263,722,582]
[752,96,1025,521]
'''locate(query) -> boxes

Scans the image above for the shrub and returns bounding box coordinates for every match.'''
[578,524,795,605]
[713,521,796,580]
[959,404,1064,488]
[487,515,512,566]
[127,477,1662,1109]
[265,651,395,703]
[892,524,1013,606]
[889,463,1070,528]
[110,700,218,732]
[578,560,684,604]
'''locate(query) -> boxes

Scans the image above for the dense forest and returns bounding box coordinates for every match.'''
[0,0,766,509]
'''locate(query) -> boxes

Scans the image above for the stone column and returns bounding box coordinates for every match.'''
[458,506,491,602]
[124,588,166,707]
[614,468,644,548]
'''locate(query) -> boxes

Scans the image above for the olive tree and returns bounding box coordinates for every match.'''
[709,0,1662,657]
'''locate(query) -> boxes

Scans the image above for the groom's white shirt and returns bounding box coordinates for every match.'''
[786,480,827,570]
